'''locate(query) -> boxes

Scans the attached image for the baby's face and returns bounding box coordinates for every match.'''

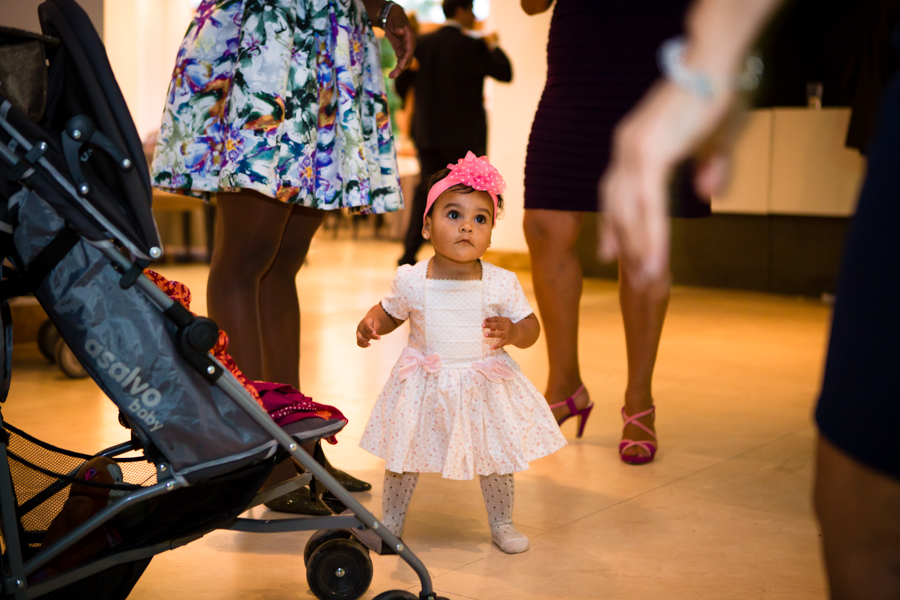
[424,189,494,264]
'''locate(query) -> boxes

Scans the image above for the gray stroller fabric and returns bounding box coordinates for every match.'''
[13,190,277,483]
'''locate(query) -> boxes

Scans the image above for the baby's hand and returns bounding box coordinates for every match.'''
[483,317,517,350]
[356,317,381,348]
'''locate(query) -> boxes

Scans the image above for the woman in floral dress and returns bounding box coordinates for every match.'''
[152,0,414,511]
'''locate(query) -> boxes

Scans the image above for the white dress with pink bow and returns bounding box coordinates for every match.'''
[359,260,567,480]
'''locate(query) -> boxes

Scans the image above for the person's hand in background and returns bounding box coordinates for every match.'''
[384,4,415,78]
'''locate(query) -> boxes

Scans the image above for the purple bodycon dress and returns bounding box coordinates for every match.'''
[524,0,710,216]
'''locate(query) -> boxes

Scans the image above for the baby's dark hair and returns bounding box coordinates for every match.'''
[425,167,504,220]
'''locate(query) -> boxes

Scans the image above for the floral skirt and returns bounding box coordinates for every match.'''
[151,0,402,213]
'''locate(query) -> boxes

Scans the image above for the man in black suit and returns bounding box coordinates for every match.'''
[397,0,513,265]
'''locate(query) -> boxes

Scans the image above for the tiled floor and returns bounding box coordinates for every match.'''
[3,237,832,599]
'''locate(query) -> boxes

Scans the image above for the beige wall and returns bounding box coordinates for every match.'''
[103,1,203,255]
[1,0,103,36]
[485,2,551,254]
[104,0,195,141]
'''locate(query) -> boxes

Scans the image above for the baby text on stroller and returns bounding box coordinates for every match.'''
[84,339,165,432]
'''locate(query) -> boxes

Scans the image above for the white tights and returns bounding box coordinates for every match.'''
[381,471,419,537]
[380,470,529,554]
[479,473,530,553]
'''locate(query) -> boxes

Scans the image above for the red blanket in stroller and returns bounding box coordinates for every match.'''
[144,270,345,443]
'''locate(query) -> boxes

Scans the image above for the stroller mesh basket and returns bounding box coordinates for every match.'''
[3,423,156,551]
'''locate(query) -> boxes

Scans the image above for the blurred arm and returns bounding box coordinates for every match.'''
[682,0,783,79]
[521,0,554,16]
[361,0,386,22]
[487,47,512,83]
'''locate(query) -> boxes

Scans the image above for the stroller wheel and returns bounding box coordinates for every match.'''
[37,320,60,362]
[55,339,89,379]
[306,538,373,600]
[372,591,418,600]
[304,528,355,567]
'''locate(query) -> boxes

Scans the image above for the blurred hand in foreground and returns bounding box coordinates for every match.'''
[598,82,738,286]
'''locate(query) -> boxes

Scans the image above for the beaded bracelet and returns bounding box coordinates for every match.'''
[657,36,764,100]
[378,1,397,30]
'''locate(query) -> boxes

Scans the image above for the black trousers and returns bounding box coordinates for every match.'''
[399,146,483,264]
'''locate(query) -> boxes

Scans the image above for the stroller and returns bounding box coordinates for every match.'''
[0,2,442,599]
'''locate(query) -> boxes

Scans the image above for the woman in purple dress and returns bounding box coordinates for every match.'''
[521,0,708,463]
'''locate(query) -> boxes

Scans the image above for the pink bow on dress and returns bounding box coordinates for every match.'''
[398,347,442,381]
[472,357,515,383]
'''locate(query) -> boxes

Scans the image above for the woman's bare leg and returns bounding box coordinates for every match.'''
[207,191,293,380]
[619,262,670,458]
[523,209,591,420]
[209,196,364,504]
[255,207,368,489]
[815,435,900,599]
[524,207,668,451]
[258,205,324,388]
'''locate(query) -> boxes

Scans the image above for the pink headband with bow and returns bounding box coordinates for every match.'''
[424,152,506,224]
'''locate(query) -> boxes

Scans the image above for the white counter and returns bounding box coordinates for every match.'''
[712,108,865,217]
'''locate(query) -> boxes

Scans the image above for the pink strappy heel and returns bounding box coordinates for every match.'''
[549,385,594,438]
[619,406,657,465]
